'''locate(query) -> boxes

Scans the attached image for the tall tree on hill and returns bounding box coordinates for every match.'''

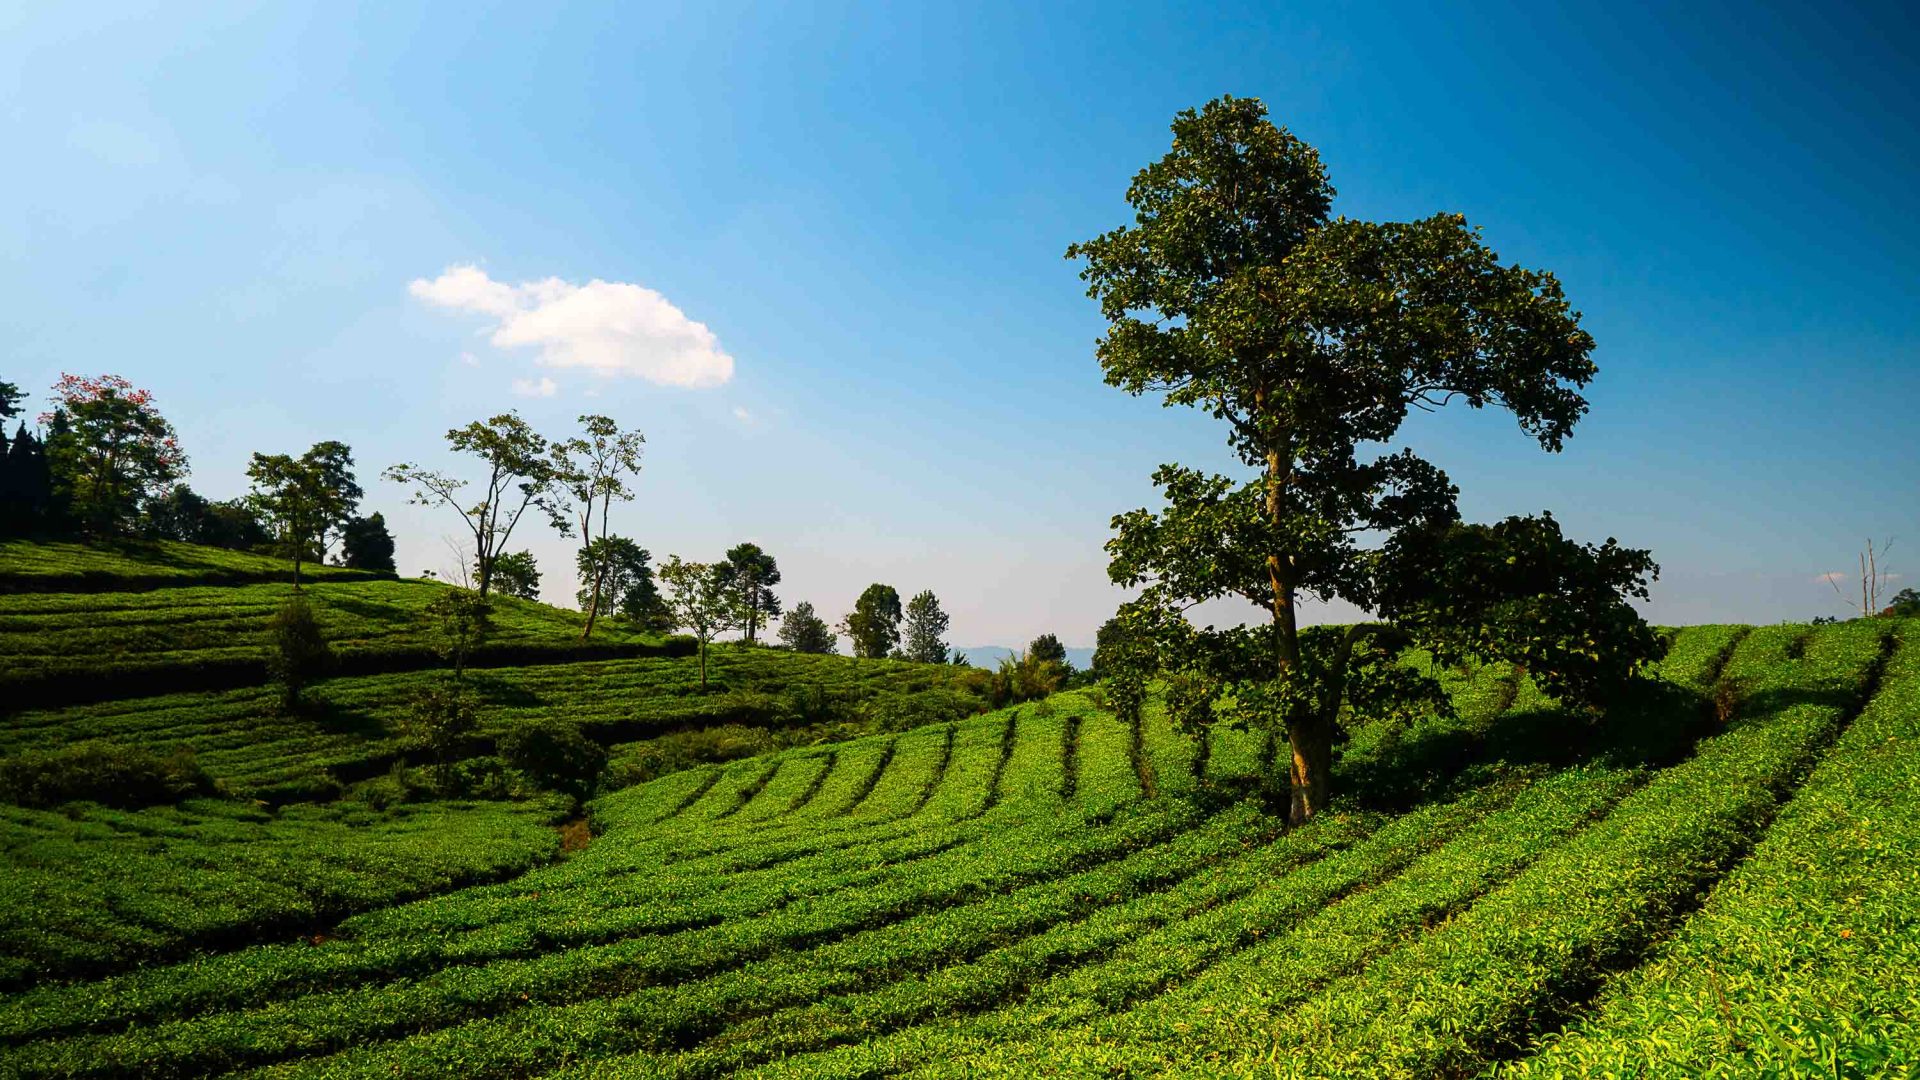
[659,556,736,690]
[576,536,670,631]
[718,543,782,645]
[40,374,186,536]
[839,584,902,660]
[384,412,566,598]
[901,590,952,664]
[247,441,363,588]
[1081,97,1663,823]
[2,424,53,536]
[0,381,21,423]
[339,512,397,572]
[777,600,836,654]
[551,415,645,639]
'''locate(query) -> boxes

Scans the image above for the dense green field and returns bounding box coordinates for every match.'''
[0,539,384,592]
[2,605,1913,1076]
[2,543,1914,1076]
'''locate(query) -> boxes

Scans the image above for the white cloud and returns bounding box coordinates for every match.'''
[410,265,734,388]
[1813,571,1848,584]
[459,351,480,367]
[732,406,753,424]
[512,376,558,398]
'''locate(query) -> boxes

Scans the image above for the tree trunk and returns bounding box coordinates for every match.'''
[581,560,605,640]
[1286,714,1333,825]
[698,639,709,690]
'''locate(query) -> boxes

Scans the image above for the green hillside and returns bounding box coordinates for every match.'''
[1,608,1913,1077]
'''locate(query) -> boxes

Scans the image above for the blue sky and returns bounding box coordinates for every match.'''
[4,1,1915,645]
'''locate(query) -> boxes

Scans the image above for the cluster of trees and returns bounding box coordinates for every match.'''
[0,375,397,572]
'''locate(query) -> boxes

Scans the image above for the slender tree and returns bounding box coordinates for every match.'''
[40,374,186,535]
[551,415,644,639]
[384,412,565,597]
[777,600,836,654]
[1081,97,1662,822]
[659,556,736,690]
[1,424,53,536]
[839,584,903,660]
[718,542,782,644]
[576,536,669,631]
[901,590,952,664]
[247,441,363,587]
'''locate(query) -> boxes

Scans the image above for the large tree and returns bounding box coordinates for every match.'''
[40,374,187,535]
[488,550,542,601]
[718,542,782,645]
[247,441,363,586]
[839,584,902,660]
[576,536,670,631]
[1081,97,1662,823]
[777,600,836,654]
[901,590,952,664]
[551,415,644,639]
[384,413,565,598]
[659,556,736,690]
[1,424,53,536]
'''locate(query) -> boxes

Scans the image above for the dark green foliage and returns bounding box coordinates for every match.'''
[0,424,55,536]
[500,720,608,801]
[659,555,736,689]
[265,592,335,712]
[842,583,903,659]
[902,590,951,664]
[1028,633,1068,669]
[719,542,782,644]
[0,380,20,421]
[488,549,542,601]
[972,650,1069,708]
[577,536,669,631]
[777,600,836,654]
[0,741,213,809]
[340,512,397,572]
[1376,513,1666,709]
[1889,587,1920,617]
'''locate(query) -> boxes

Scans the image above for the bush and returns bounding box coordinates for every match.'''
[0,742,214,808]
[266,592,334,712]
[406,680,480,766]
[499,722,608,801]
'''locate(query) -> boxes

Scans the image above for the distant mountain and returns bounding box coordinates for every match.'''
[954,645,1095,671]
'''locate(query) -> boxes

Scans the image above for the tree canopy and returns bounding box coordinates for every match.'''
[718,543,782,645]
[576,536,669,631]
[902,590,952,664]
[659,556,736,689]
[777,600,836,654]
[339,512,397,572]
[552,414,644,638]
[247,441,362,586]
[841,584,903,660]
[384,412,565,598]
[1081,97,1663,822]
[41,374,187,536]
[488,550,542,601]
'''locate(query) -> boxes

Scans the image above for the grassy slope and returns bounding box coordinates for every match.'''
[0,539,382,591]
[6,624,1908,1079]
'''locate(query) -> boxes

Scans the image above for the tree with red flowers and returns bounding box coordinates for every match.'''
[41,374,188,535]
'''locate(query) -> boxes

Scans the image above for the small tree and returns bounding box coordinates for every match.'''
[339,512,397,572]
[659,556,736,690]
[247,441,362,587]
[1887,587,1920,618]
[901,590,952,663]
[718,543,783,645]
[266,592,334,713]
[1027,633,1070,670]
[1828,538,1896,619]
[500,721,608,803]
[488,550,542,601]
[424,588,493,680]
[576,536,670,630]
[551,415,645,639]
[776,600,836,654]
[407,681,479,771]
[840,584,903,659]
[384,413,566,598]
[40,374,187,535]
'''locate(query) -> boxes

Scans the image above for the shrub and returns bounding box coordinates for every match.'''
[265,592,334,712]
[406,680,480,766]
[500,721,608,801]
[0,742,214,808]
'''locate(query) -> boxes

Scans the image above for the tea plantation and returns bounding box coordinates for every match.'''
[2,543,1915,1077]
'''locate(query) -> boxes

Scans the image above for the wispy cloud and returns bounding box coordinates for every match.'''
[511,376,558,398]
[1813,571,1848,584]
[410,265,734,388]
[732,405,753,425]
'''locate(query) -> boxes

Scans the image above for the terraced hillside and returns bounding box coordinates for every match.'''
[3,617,1913,1077]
